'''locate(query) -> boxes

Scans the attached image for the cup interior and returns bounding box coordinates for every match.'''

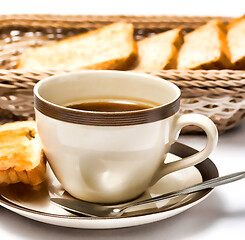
[34,70,180,110]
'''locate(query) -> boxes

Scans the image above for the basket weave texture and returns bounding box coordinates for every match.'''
[0,14,244,133]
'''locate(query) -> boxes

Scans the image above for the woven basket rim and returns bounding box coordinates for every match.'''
[0,14,234,20]
[0,69,244,93]
[0,14,234,29]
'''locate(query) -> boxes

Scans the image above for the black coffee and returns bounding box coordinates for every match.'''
[66,100,152,112]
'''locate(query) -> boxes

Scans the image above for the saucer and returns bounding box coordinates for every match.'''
[0,142,218,229]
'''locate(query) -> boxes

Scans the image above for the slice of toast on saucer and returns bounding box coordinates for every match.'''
[0,121,46,186]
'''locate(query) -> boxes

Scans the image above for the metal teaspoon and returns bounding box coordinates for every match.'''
[51,171,245,217]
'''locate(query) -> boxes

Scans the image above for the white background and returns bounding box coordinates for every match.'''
[0,0,245,239]
[0,0,244,17]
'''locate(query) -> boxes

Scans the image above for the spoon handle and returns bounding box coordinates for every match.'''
[122,171,245,211]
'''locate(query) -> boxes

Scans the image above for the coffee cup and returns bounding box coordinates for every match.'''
[34,70,218,204]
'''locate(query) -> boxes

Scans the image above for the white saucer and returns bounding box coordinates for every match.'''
[0,142,218,229]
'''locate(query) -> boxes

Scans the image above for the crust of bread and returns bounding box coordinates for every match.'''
[0,121,46,186]
[177,20,231,70]
[17,22,138,71]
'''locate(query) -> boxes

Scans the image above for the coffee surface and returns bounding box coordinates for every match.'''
[66,100,151,112]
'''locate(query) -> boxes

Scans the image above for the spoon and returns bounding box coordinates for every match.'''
[51,171,245,217]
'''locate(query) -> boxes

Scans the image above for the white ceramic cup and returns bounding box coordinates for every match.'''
[34,70,218,204]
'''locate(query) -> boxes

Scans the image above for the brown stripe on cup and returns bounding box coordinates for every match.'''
[34,95,180,126]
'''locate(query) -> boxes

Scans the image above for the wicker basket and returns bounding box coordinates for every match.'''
[0,14,244,133]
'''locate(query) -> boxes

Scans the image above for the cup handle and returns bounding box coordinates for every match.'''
[150,113,218,186]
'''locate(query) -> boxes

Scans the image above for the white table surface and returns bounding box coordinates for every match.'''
[0,1,245,239]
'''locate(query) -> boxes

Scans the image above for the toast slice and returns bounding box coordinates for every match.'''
[177,20,231,70]
[226,15,245,69]
[17,22,138,70]
[134,28,183,71]
[0,121,46,186]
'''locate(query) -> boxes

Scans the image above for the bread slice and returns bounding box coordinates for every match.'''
[17,22,138,70]
[134,28,183,71]
[177,20,231,70]
[0,121,46,186]
[226,15,245,69]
